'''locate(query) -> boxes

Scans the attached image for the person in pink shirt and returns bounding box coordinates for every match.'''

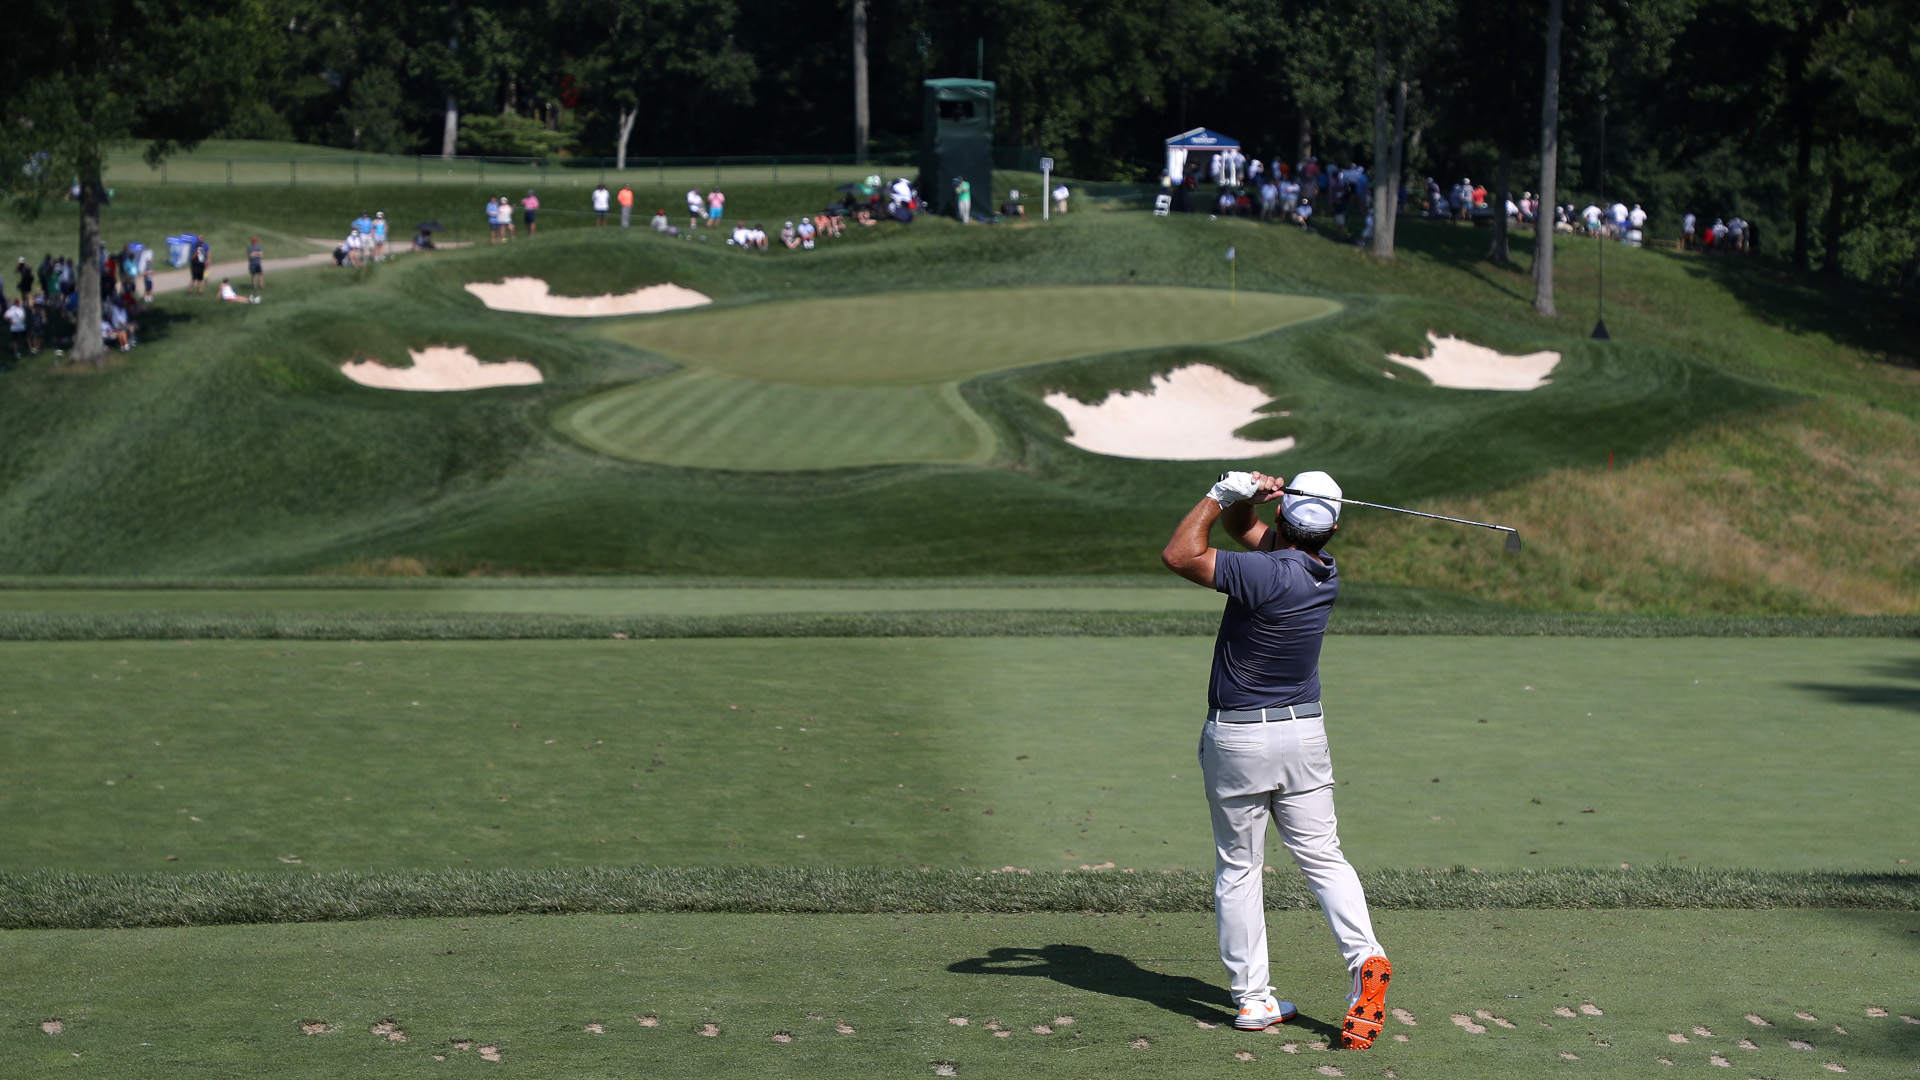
[521,190,540,237]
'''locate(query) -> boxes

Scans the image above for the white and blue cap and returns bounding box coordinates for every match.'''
[1281,471,1342,531]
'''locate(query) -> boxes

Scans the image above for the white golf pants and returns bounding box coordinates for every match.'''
[1200,713,1383,1003]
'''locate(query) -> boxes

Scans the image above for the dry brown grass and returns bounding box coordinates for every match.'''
[1344,401,1920,615]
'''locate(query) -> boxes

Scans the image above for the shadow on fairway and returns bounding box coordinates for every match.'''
[1794,657,1920,714]
[947,943,1345,1041]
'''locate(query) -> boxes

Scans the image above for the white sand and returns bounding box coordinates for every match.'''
[464,276,712,317]
[1043,365,1294,461]
[340,346,543,392]
[1385,332,1560,390]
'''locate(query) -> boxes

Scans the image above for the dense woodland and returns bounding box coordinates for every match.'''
[5,0,1917,286]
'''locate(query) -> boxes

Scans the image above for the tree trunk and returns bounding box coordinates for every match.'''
[1791,120,1813,270]
[504,73,515,115]
[1532,0,1562,317]
[852,0,870,161]
[616,107,637,171]
[1368,17,1394,259]
[1821,166,1848,276]
[1296,113,1312,169]
[1487,140,1512,263]
[442,94,459,158]
[71,162,106,367]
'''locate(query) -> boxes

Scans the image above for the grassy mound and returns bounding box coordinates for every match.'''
[1,185,1913,612]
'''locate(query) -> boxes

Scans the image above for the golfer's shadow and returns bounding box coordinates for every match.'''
[947,944,1343,1040]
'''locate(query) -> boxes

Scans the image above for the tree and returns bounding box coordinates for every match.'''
[568,0,754,169]
[1533,0,1562,316]
[1,0,270,366]
[853,0,871,160]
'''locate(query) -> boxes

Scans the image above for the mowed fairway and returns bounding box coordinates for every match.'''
[5,636,1913,874]
[556,288,1336,469]
[5,909,1914,1079]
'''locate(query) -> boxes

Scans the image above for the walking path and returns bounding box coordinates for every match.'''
[149,252,334,295]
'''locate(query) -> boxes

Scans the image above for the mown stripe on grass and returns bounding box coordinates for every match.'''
[2,867,1913,930]
[0,610,1914,640]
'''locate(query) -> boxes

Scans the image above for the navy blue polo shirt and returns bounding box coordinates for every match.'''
[1208,547,1338,710]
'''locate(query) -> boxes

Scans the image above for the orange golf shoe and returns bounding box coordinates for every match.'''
[1341,955,1391,1049]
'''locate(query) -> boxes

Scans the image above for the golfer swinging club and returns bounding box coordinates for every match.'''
[1160,468,1390,1048]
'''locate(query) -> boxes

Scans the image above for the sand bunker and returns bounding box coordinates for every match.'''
[1385,332,1561,390]
[1043,364,1294,460]
[340,346,543,391]
[465,277,711,317]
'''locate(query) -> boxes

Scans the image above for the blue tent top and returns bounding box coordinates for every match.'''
[1165,127,1240,149]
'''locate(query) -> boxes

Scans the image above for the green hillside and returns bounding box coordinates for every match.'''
[1,183,1913,612]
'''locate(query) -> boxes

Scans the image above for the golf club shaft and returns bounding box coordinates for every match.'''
[1280,487,1517,536]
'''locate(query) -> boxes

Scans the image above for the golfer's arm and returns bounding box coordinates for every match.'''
[1160,498,1221,588]
[1221,500,1270,551]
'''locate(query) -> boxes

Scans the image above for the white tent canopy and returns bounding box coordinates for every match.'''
[1166,128,1244,187]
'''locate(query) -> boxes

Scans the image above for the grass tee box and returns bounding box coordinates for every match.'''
[2,909,1912,1079]
[3,637,1913,875]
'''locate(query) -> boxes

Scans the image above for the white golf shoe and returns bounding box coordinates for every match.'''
[1233,992,1298,1031]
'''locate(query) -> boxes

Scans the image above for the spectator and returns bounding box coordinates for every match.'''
[707,188,726,228]
[1681,211,1697,250]
[352,211,374,242]
[797,217,816,249]
[1581,204,1603,234]
[1002,189,1026,219]
[413,229,437,252]
[189,239,209,295]
[345,229,365,267]
[731,221,751,248]
[372,212,389,257]
[1728,216,1746,252]
[1215,188,1234,216]
[592,184,611,227]
[954,176,971,223]
[1608,201,1628,236]
[781,221,800,249]
[5,295,24,363]
[1628,203,1647,233]
[521,191,539,237]
[1053,182,1069,214]
[15,257,32,304]
[485,196,502,242]
[217,278,255,304]
[686,188,704,229]
[1294,199,1315,229]
[248,237,264,291]
[37,254,55,300]
[650,208,672,233]
[26,294,47,356]
[501,196,517,240]
[618,184,634,228]
[1259,179,1279,221]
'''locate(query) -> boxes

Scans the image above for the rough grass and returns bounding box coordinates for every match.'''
[6,638,1915,875]
[4,866,1915,929]
[0,609,1915,640]
[3,909,1914,1079]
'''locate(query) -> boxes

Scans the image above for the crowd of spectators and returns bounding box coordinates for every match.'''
[6,247,157,365]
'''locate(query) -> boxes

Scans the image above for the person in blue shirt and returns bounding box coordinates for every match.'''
[1161,469,1390,1048]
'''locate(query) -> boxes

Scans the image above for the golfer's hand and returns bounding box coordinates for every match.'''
[1208,471,1259,508]
[1249,472,1288,504]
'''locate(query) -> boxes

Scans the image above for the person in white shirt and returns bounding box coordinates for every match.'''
[797,218,816,249]
[217,278,254,304]
[1628,204,1647,230]
[345,229,364,268]
[1682,212,1697,249]
[731,222,751,247]
[1053,183,1069,214]
[1581,204,1603,233]
[686,189,704,229]
[1294,200,1314,229]
[592,184,612,227]
[1608,202,1628,236]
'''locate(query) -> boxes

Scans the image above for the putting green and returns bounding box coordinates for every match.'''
[557,287,1337,470]
[553,369,999,469]
[594,287,1339,387]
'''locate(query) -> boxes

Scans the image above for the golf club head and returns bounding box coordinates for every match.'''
[1504,530,1523,554]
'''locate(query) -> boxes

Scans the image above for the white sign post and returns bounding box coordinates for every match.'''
[1040,157,1054,221]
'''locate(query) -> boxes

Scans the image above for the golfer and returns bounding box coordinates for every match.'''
[1160,469,1390,1048]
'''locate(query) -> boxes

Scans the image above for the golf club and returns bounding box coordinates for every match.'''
[1281,486,1524,553]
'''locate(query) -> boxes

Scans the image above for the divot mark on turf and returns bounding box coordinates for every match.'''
[1315,1066,1344,1077]
[451,1039,472,1050]
[1053,1016,1074,1026]
[1736,1039,1758,1050]
[1711,1055,1731,1067]
[1746,1015,1772,1026]
[700,1023,721,1037]
[1903,1015,1920,1025]
[932,1063,958,1077]
[1560,1052,1580,1061]
[1656,1057,1673,1065]
[477,1044,501,1062]
[1580,1004,1604,1016]
[1788,1040,1815,1050]
[1392,1008,1418,1026]
[584,1023,604,1034]
[300,1021,332,1035]
[1196,1020,1218,1030]
[1451,1015,1487,1034]
[772,1031,793,1043]
[1476,1010,1516,1029]
[40,1019,63,1035]
[1555,1007,1578,1019]
[1864,1007,1887,1018]
[1695,1026,1717,1037]
[1832,1024,1848,1034]
[948,1017,968,1026]
[1823,1063,1848,1073]
[835,1021,856,1035]
[1130,1037,1151,1049]
[370,1020,407,1043]
[635,1015,659,1027]
[1031,1024,1053,1035]
[1670,1033,1691,1043]
[1234,1049,1257,1061]
[1795,1012,1819,1022]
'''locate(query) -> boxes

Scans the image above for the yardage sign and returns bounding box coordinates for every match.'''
[1039,157,1054,172]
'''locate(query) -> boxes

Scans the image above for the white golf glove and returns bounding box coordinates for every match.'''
[1208,471,1259,508]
